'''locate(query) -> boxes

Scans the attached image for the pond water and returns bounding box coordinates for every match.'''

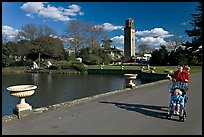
[2,73,143,116]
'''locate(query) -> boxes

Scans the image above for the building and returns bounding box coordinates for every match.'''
[136,53,152,64]
[124,18,135,62]
[64,48,75,55]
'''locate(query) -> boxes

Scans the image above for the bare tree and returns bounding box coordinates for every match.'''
[16,23,38,41]
[138,44,151,55]
[101,39,112,49]
[16,23,56,41]
[37,24,56,37]
[86,23,106,48]
[64,20,107,55]
[64,20,87,54]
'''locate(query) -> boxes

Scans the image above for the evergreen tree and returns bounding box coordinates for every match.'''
[150,45,168,65]
[184,2,202,65]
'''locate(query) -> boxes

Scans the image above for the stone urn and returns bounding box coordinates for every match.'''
[124,74,137,88]
[7,85,37,117]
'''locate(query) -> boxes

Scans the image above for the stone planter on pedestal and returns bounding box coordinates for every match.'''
[124,74,137,88]
[7,85,37,118]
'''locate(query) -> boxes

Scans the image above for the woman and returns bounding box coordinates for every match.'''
[170,64,190,103]
[172,65,190,83]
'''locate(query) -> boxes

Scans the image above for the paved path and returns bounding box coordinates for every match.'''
[2,73,202,135]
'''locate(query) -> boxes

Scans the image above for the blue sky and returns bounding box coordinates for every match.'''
[2,2,199,51]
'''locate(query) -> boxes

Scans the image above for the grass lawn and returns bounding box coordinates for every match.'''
[86,65,202,74]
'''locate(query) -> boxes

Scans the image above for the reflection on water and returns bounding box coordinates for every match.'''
[2,73,142,116]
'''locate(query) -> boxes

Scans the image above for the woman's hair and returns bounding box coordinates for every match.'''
[178,64,184,68]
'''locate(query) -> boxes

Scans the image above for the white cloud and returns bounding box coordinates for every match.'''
[136,28,174,47]
[181,21,190,26]
[20,2,84,22]
[64,4,84,16]
[38,4,71,21]
[111,35,124,44]
[137,37,167,46]
[115,46,124,51]
[136,28,173,38]
[104,23,123,31]
[25,13,34,18]
[110,27,173,48]
[20,2,46,13]
[96,23,124,31]
[108,27,175,48]
[2,25,19,40]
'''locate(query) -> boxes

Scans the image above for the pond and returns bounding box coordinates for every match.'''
[2,73,143,116]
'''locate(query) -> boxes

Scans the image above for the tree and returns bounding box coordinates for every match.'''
[16,23,59,66]
[101,39,112,50]
[17,23,38,41]
[29,36,65,61]
[168,50,177,65]
[16,23,56,41]
[37,24,56,37]
[174,47,188,65]
[185,2,202,45]
[2,42,11,67]
[150,45,168,65]
[64,20,108,57]
[64,20,87,55]
[183,2,202,65]
[86,22,105,48]
[15,40,32,59]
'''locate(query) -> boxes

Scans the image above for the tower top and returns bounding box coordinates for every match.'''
[125,18,134,28]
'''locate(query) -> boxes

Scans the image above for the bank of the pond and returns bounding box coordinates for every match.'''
[25,68,81,75]
[2,66,81,75]
[2,66,29,73]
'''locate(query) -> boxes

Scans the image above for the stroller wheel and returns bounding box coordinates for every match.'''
[179,115,185,122]
[166,113,172,119]
[179,116,183,121]
[182,108,187,117]
[184,111,187,117]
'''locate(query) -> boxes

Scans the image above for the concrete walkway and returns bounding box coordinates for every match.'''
[2,73,202,135]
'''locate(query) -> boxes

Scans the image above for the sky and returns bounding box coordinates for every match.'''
[2,2,199,51]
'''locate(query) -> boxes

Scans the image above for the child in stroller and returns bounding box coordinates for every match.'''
[166,81,188,121]
[170,88,185,114]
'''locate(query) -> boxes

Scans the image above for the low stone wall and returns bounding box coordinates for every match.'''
[87,69,141,75]
[140,71,168,82]
[87,69,168,82]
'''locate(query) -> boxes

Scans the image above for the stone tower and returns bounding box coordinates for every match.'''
[124,18,135,62]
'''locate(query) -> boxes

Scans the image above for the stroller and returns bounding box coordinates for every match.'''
[166,81,188,122]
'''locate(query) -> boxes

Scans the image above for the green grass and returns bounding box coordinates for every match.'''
[188,66,203,74]
[86,65,141,70]
[86,65,202,74]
